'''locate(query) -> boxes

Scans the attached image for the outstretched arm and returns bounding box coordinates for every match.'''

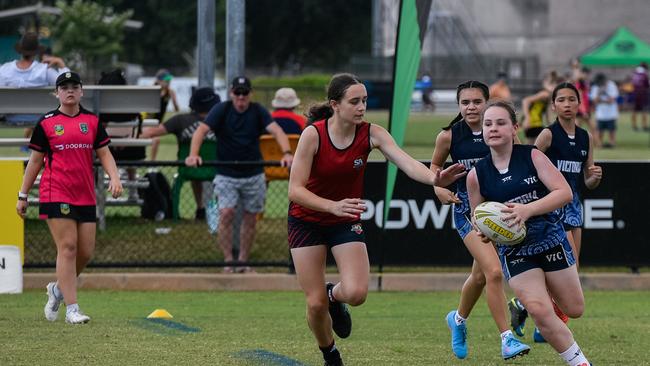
[372,124,466,187]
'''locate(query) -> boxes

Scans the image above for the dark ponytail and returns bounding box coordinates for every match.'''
[442,80,490,130]
[307,73,363,124]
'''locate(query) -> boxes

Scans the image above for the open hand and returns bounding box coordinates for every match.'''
[501,202,531,228]
[434,187,460,204]
[329,198,366,218]
[433,163,467,187]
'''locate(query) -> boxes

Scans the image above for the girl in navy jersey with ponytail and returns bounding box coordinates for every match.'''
[431,81,530,361]
[16,72,122,324]
[467,100,591,366]
[288,73,466,366]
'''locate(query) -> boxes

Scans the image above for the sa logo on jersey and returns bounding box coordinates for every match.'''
[79,123,88,134]
[350,223,363,235]
[60,203,70,215]
[353,157,364,170]
[54,124,65,136]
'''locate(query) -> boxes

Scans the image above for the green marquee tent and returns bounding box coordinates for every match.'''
[581,27,650,66]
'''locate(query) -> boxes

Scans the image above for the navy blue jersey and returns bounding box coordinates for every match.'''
[543,121,589,194]
[204,101,272,177]
[448,120,490,194]
[474,144,565,254]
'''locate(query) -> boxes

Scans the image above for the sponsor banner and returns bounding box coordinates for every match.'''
[363,161,647,266]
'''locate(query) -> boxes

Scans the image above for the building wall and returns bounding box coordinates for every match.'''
[379,0,650,79]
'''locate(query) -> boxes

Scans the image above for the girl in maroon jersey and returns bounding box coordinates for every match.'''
[16,72,123,324]
[287,73,466,365]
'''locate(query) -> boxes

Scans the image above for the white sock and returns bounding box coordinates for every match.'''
[559,342,589,366]
[66,303,79,314]
[500,330,513,342]
[454,311,466,325]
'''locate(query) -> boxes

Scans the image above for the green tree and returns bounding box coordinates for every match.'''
[46,0,132,81]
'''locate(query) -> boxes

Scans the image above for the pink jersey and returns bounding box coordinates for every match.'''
[29,108,110,205]
[289,119,371,225]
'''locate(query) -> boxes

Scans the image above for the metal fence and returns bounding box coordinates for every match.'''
[24,161,293,270]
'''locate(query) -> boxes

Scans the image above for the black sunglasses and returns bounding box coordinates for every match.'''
[233,89,250,96]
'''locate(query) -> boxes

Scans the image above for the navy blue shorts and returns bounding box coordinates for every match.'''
[499,239,575,280]
[287,216,365,249]
[597,119,616,131]
[39,203,97,223]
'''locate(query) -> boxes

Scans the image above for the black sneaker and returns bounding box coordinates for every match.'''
[326,282,352,338]
[324,359,344,366]
[508,297,528,337]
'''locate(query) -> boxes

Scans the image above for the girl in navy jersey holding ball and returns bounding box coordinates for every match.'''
[466,100,591,366]
[16,72,122,324]
[431,81,529,361]
[288,73,465,366]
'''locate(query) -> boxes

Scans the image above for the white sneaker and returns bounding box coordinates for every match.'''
[65,309,91,324]
[44,282,62,322]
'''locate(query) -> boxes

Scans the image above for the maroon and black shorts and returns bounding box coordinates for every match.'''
[288,216,365,249]
[39,202,97,222]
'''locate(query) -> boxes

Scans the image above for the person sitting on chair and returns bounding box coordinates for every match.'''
[141,87,220,219]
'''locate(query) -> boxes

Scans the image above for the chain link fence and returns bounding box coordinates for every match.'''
[24,161,293,270]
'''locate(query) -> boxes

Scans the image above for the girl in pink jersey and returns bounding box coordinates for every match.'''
[287,73,466,365]
[16,72,122,324]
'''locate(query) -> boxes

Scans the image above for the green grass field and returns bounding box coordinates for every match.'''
[2,290,649,365]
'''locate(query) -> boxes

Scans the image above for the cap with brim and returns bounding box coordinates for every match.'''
[230,76,252,92]
[56,71,82,87]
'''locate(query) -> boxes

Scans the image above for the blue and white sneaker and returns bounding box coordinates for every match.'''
[533,327,546,343]
[445,310,468,359]
[501,333,531,360]
[44,282,63,321]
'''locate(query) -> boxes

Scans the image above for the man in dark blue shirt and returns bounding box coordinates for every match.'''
[186,76,293,273]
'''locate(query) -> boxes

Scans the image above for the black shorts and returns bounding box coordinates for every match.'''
[500,240,575,280]
[524,127,544,139]
[287,216,365,249]
[39,203,97,222]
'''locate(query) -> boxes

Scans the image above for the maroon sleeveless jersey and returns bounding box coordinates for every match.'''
[289,119,371,225]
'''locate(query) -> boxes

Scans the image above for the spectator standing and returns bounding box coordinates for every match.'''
[0,32,69,147]
[631,63,649,131]
[141,87,221,219]
[185,76,294,273]
[590,73,619,148]
[16,72,122,324]
[149,69,180,160]
[271,87,306,134]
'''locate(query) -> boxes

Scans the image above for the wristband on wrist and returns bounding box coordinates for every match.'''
[282,150,293,156]
[18,192,28,201]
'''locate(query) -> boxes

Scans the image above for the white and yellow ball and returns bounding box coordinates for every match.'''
[473,201,526,246]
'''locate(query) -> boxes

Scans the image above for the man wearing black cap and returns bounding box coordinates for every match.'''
[186,76,294,273]
[142,87,222,219]
[0,32,70,143]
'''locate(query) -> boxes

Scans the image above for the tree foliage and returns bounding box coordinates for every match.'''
[46,0,132,80]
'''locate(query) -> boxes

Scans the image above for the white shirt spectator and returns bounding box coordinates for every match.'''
[589,80,619,121]
[0,60,69,87]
